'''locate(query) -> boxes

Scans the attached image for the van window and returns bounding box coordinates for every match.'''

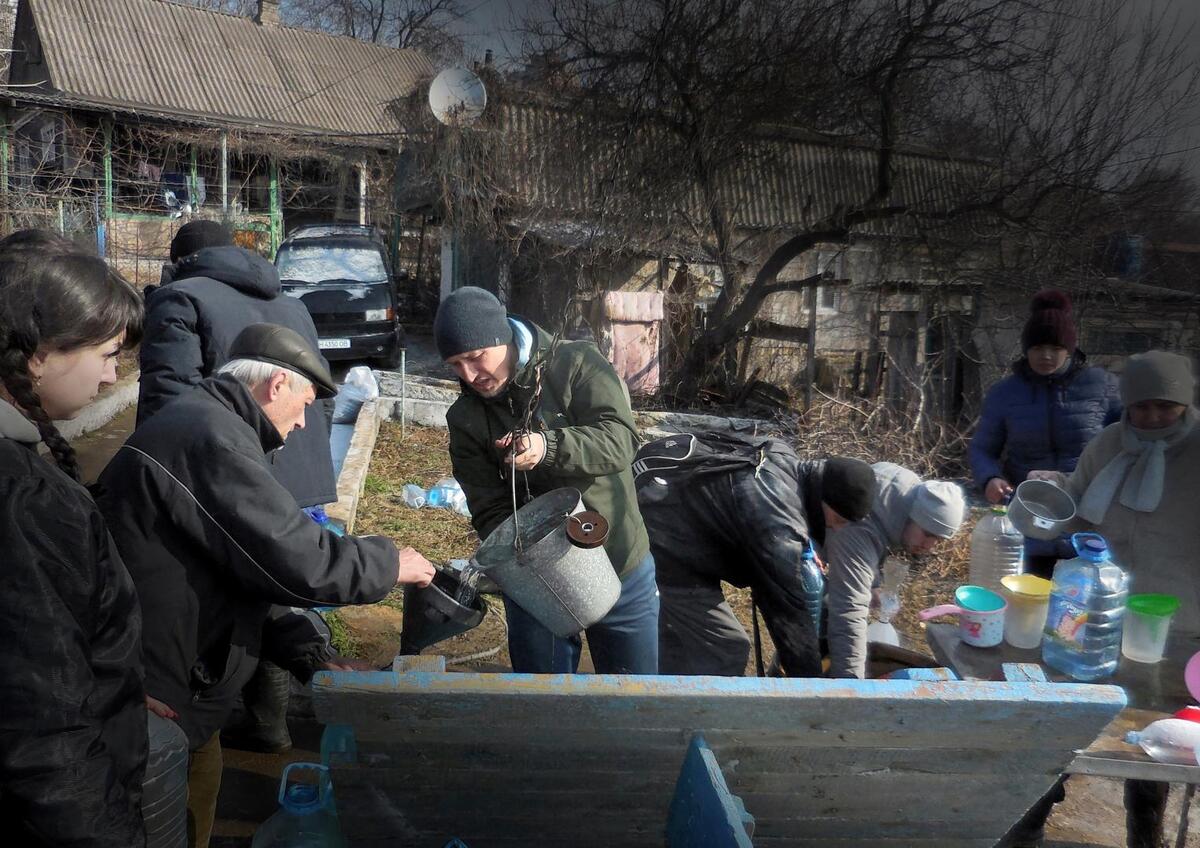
[277,242,388,284]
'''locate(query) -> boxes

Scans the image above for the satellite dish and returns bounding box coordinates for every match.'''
[429,67,487,126]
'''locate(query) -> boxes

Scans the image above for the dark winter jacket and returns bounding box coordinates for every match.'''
[96,375,398,748]
[0,400,147,847]
[447,319,650,579]
[137,245,337,507]
[634,433,828,676]
[969,353,1121,489]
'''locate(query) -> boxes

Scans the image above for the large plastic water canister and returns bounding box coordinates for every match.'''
[968,507,1025,591]
[252,763,347,848]
[143,712,189,848]
[1042,533,1129,681]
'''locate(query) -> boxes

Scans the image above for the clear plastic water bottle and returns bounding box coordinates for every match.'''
[252,763,346,848]
[1042,533,1129,681]
[1125,718,1200,765]
[968,507,1025,591]
[401,484,427,508]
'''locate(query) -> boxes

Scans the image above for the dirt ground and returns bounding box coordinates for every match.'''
[331,422,1200,848]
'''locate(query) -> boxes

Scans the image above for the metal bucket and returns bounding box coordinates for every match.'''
[399,567,486,655]
[1009,479,1076,541]
[473,488,620,638]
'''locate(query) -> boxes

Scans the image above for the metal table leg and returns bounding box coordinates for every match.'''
[1175,783,1196,848]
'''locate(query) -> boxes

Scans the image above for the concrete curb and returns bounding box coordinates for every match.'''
[59,371,140,441]
[326,399,382,533]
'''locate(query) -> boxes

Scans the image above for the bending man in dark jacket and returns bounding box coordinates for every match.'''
[436,287,658,674]
[139,222,340,753]
[634,433,876,677]
[96,324,435,848]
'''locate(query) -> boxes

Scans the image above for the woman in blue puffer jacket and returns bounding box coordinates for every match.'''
[969,290,1121,575]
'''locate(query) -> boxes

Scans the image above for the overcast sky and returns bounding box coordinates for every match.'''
[448,0,1199,195]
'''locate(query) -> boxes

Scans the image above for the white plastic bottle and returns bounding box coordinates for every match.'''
[1125,718,1200,766]
[968,507,1025,591]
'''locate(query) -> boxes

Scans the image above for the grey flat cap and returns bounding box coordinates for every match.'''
[229,323,338,399]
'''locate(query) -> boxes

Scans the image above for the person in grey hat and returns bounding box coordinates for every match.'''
[823,462,966,680]
[1027,350,1198,848]
[95,323,435,848]
[434,286,659,675]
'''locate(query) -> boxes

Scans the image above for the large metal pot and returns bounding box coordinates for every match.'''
[1009,479,1076,541]
[473,488,620,638]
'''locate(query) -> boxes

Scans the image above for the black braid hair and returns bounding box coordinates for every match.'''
[0,231,143,481]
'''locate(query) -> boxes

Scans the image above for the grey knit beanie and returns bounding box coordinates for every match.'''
[910,480,966,539]
[1120,350,1195,407]
[433,287,513,360]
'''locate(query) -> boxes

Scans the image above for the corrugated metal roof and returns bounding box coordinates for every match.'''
[16,0,432,135]
[493,101,991,237]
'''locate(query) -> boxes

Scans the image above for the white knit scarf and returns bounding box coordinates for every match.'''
[1077,407,1197,523]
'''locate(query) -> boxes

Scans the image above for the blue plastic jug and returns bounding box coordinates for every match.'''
[1042,533,1128,681]
[800,540,824,640]
[251,763,346,848]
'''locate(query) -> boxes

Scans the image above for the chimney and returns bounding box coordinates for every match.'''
[255,0,281,26]
[484,49,494,66]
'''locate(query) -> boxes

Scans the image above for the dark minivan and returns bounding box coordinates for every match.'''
[275,224,403,368]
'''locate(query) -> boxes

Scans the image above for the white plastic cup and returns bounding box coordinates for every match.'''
[1122,594,1180,664]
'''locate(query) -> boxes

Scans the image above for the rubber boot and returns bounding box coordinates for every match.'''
[1125,779,1169,848]
[222,661,292,754]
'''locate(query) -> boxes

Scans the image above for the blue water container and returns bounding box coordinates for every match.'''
[1042,533,1128,681]
[251,763,347,848]
[800,541,824,640]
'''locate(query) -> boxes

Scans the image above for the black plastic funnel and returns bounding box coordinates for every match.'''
[399,568,487,655]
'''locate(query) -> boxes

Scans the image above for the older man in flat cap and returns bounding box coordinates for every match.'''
[96,323,434,848]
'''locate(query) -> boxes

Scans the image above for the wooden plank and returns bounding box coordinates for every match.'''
[334,741,1059,780]
[883,667,960,681]
[1002,663,1047,683]
[314,670,1126,847]
[667,734,754,848]
[312,672,1125,744]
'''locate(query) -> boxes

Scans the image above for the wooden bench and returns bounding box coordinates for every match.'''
[312,666,1125,847]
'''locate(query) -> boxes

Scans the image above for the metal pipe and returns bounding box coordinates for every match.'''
[220,131,228,214]
[358,159,368,227]
[400,348,407,439]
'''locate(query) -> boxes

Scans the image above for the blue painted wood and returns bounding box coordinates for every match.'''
[311,671,1127,847]
[1002,663,1048,683]
[668,734,755,848]
[884,667,961,681]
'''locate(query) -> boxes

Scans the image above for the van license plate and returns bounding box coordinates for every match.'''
[319,338,351,350]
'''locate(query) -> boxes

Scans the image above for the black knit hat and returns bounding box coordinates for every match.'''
[170,220,234,263]
[433,286,513,360]
[1022,289,1077,352]
[822,457,877,523]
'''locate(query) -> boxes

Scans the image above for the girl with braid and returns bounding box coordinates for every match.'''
[0,231,148,847]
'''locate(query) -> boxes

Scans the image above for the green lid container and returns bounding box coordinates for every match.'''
[1127,593,1181,618]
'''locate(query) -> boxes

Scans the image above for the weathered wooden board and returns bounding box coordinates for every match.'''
[312,670,1125,847]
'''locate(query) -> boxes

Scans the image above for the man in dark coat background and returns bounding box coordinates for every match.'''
[138,221,340,753]
[97,323,435,848]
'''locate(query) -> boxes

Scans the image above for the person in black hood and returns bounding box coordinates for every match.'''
[138,223,336,509]
[139,222,340,755]
[633,432,875,677]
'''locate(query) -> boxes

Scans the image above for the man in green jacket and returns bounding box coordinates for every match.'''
[435,286,657,674]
